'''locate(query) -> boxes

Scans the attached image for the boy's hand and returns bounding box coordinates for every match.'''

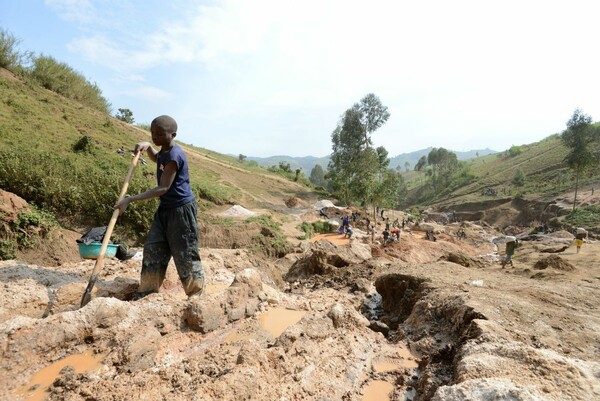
[134,141,152,154]
[114,197,130,215]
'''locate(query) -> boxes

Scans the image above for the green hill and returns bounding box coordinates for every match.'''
[0,68,318,253]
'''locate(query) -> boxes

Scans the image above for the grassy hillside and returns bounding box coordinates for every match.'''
[0,68,316,245]
[404,132,600,211]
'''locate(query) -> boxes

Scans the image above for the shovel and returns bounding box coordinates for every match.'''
[80,150,141,307]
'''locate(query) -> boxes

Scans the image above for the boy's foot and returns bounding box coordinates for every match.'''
[131,291,151,301]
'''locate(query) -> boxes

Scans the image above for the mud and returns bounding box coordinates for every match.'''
[1,194,600,400]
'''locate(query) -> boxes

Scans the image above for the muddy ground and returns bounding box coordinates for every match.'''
[1,192,599,401]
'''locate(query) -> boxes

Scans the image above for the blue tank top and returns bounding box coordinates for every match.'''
[156,144,195,208]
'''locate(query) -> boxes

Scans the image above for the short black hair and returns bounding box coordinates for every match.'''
[151,115,177,133]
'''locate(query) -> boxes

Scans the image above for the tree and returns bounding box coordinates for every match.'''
[512,168,526,187]
[238,154,247,162]
[414,156,427,171]
[561,108,597,211]
[115,108,135,124]
[309,164,327,187]
[328,94,390,206]
[426,147,459,191]
[404,161,410,171]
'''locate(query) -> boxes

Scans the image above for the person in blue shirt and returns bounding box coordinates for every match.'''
[114,115,204,300]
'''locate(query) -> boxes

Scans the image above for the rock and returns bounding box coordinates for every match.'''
[231,268,263,297]
[534,255,575,271]
[183,295,227,333]
[121,326,162,373]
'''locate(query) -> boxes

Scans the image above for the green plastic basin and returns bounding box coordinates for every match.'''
[78,242,118,259]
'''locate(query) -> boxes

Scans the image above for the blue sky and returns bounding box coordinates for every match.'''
[2,0,600,157]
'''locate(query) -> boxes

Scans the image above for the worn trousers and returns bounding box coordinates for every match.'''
[138,201,204,296]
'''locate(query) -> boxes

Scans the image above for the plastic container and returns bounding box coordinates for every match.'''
[78,242,118,259]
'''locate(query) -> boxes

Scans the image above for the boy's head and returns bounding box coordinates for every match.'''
[151,115,177,134]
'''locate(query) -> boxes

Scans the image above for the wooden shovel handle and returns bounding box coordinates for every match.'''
[81,151,141,305]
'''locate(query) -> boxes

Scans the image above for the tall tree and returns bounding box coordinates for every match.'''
[328,94,390,206]
[561,108,597,211]
[309,164,327,187]
[115,108,134,124]
[426,147,459,191]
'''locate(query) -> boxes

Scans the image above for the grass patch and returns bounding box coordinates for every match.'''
[0,207,57,260]
[565,205,600,229]
[245,215,292,257]
[298,220,334,239]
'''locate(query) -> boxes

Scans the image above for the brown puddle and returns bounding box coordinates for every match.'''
[17,350,105,401]
[362,380,394,401]
[259,307,307,337]
[373,344,419,372]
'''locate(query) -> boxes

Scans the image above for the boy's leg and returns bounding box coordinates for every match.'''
[137,211,172,296]
[166,202,205,297]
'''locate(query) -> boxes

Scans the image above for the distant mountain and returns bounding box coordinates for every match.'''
[247,148,498,173]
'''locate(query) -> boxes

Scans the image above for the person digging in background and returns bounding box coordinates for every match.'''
[501,236,518,268]
[114,115,205,300]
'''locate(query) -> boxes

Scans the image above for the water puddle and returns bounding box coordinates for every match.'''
[17,350,105,401]
[259,307,307,337]
[373,344,419,372]
[362,380,394,401]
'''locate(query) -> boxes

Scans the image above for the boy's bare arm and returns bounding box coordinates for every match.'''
[114,161,177,215]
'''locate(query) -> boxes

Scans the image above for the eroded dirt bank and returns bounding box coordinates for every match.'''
[1,219,600,400]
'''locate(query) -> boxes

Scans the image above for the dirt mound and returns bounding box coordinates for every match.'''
[0,189,29,219]
[218,205,258,217]
[284,196,307,208]
[533,255,575,271]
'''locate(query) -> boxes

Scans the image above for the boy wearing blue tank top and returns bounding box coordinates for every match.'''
[114,115,204,300]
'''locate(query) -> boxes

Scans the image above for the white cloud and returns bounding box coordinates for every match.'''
[45,0,96,23]
[52,0,600,156]
[121,85,173,102]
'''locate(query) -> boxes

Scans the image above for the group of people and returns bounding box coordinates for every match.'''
[500,226,588,268]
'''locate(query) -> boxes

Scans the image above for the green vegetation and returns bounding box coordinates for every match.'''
[328,93,405,210]
[0,208,56,260]
[561,109,598,211]
[512,168,526,187]
[298,220,334,239]
[565,205,600,229]
[245,215,292,257]
[115,108,134,124]
[0,28,31,71]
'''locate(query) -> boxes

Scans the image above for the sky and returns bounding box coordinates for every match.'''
[1,0,600,158]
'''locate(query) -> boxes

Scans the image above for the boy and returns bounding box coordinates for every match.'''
[114,115,204,300]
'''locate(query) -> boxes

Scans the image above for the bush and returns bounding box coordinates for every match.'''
[72,135,95,154]
[0,28,31,71]
[507,145,523,157]
[512,168,526,186]
[29,54,111,113]
[298,221,334,239]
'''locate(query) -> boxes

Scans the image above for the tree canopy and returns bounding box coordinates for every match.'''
[328,93,397,208]
[561,108,598,210]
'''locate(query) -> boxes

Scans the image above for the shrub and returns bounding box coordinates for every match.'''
[29,54,111,113]
[0,28,31,71]
[72,135,95,154]
[512,168,526,186]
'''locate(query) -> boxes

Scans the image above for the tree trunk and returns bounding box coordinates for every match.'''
[573,169,580,212]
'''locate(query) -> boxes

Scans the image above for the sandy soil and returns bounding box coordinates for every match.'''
[1,192,599,401]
